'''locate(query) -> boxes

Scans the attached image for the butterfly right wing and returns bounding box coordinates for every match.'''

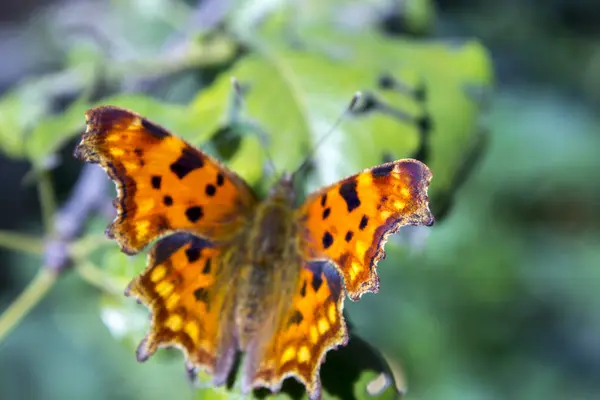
[249,262,347,400]
[126,233,237,383]
[296,159,434,301]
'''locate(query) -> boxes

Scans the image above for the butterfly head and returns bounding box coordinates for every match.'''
[267,172,296,204]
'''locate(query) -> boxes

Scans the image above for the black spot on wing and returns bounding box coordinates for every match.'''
[185,247,201,263]
[322,207,331,220]
[163,195,173,206]
[194,287,209,303]
[371,164,394,178]
[185,206,203,223]
[345,231,354,242]
[305,261,341,297]
[322,231,334,249]
[205,184,216,196]
[202,258,212,274]
[170,148,205,179]
[320,193,327,207]
[311,270,323,292]
[216,173,225,186]
[151,175,162,190]
[288,310,304,326]
[339,179,361,212]
[300,280,307,297]
[359,215,369,230]
[141,118,169,139]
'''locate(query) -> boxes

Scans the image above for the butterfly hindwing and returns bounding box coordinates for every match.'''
[126,233,237,380]
[251,262,347,400]
[297,159,434,301]
[74,106,258,254]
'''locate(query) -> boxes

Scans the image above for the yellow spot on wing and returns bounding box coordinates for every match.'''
[151,266,166,282]
[400,187,410,198]
[281,347,296,364]
[166,314,182,331]
[136,220,151,236]
[356,241,367,259]
[310,326,319,344]
[165,293,180,310]
[298,346,310,363]
[318,318,330,334]
[156,281,174,297]
[110,148,125,156]
[185,321,199,341]
[393,200,405,210]
[105,135,121,143]
[328,304,336,323]
[123,161,137,171]
[349,267,357,281]
[380,211,392,220]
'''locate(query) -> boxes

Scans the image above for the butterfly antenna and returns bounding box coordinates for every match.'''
[230,77,278,177]
[292,91,362,177]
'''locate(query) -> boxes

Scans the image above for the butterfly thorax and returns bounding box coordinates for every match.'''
[232,176,302,350]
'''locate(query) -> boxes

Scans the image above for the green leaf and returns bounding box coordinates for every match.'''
[26,99,90,167]
[193,26,492,216]
[0,86,53,158]
[285,26,494,211]
[25,94,196,167]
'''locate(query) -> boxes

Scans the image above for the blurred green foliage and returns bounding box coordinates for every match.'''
[0,1,598,400]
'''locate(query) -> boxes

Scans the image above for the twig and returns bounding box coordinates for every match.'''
[37,171,57,237]
[0,231,43,255]
[54,165,110,240]
[75,260,123,297]
[0,269,58,343]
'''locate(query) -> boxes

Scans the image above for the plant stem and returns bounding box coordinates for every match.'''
[37,171,57,236]
[0,269,57,343]
[0,231,43,255]
[75,260,123,297]
[70,234,112,259]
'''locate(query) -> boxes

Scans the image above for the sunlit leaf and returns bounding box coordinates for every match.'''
[0,86,53,158]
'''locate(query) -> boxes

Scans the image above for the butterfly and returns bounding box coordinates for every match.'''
[74,105,434,399]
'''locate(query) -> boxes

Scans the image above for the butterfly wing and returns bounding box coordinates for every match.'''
[126,233,237,383]
[250,262,347,400]
[296,159,434,301]
[74,106,258,254]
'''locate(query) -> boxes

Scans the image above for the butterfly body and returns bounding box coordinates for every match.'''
[75,105,434,400]
[231,178,301,351]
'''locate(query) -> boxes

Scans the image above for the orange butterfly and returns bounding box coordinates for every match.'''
[74,105,434,399]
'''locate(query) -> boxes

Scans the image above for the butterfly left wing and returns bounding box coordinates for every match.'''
[74,106,258,254]
[126,233,238,384]
[296,159,434,301]
[249,262,347,400]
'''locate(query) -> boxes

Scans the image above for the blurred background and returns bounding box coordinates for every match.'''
[0,1,599,399]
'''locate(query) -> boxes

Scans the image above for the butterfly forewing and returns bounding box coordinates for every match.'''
[74,106,258,254]
[296,159,434,301]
